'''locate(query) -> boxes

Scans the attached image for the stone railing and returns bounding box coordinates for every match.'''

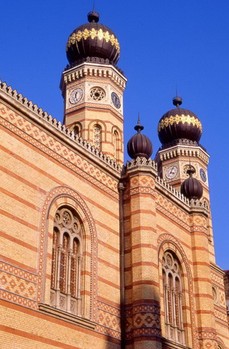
[125,157,209,212]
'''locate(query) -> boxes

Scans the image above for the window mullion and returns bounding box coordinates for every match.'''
[66,249,72,311]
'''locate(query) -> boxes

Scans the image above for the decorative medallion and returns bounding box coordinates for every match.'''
[90,87,106,101]
[183,164,196,177]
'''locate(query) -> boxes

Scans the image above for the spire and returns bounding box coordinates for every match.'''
[134,114,144,133]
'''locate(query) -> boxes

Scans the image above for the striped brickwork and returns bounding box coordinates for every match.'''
[0,86,123,348]
[123,159,229,349]
[0,82,229,349]
[62,63,127,166]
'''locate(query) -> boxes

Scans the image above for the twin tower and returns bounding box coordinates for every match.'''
[58,10,228,349]
[1,9,228,349]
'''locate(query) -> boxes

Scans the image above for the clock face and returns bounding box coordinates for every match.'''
[166,165,178,179]
[69,88,83,104]
[111,92,121,109]
[200,168,207,182]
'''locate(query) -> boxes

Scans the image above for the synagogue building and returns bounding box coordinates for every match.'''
[1,10,229,349]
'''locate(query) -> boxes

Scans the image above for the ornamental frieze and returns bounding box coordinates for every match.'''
[67,28,120,53]
[0,261,37,309]
[96,300,121,339]
[156,193,190,230]
[125,301,161,340]
[0,105,118,198]
[130,176,155,189]
[158,114,202,132]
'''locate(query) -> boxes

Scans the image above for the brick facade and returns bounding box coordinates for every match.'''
[0,11,229,349]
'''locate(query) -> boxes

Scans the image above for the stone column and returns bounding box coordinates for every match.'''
[190,204,217,349]
[124,161,162,349]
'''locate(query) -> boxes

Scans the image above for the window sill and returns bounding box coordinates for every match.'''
[39,304,96,330]
[162,338,191,349]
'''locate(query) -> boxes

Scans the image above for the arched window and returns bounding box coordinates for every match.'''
[162,251,185,344]
[93,124,102,150]
[113,130,119,160]
[73,125,80,137]
[50,206,82,315]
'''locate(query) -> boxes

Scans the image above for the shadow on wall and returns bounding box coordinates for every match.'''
[123,284,162,346]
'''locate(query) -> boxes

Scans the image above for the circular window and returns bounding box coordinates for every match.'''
[183,164,196,176]
[90,87,106,101]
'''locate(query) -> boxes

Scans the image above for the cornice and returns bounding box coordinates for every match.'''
[157,143,209,164]
[0,81,122,179]
[210,262,226,277]
[61,62,127,91]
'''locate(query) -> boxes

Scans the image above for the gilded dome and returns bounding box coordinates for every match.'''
[158,97,202,146]
[127,120,153,159]
[66,11,120,66]
[181,168,203,200]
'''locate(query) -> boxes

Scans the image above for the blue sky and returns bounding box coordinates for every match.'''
[1,1,228,269]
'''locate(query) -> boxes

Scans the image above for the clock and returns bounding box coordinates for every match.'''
[69,88,83,104]
[111,92,121,109]
[165,165,178,179]
[200,168,207,182]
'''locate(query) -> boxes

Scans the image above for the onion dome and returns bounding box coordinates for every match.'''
[181,167,203,200]
[158,97,202,146]
[127,119,153,159]
[66,11,120,66]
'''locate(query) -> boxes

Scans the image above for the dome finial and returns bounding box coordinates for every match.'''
[173,96,182,107]
[88,9,99,23]
[127,116,153,159]
[66,8,120,65]
[134,113,144,133]
[181,164,203,200]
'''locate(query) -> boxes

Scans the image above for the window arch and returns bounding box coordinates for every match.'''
[93,124,102,150]
[113,130,119,160]
[73,125,80,137]
[162,251,185,344]
[50,206,83,315]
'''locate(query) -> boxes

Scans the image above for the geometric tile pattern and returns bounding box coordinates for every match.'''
[0,261,37,309]
[0,104,119,199]
[96,301,121,339]
[156,193,191,230]
[125,301,161,341]
[214,308,228,323]
[211,268,228,322]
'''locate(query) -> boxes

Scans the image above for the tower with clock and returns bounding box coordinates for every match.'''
[155,96,209,201]
[155,96,215,253]
[1,7,229,349]
[60,11,127,165]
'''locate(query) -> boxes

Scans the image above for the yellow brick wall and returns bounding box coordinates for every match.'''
[0,99,122,347]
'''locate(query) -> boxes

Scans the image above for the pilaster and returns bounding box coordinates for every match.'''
[190,206,217,349]
[123,159,162,349]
